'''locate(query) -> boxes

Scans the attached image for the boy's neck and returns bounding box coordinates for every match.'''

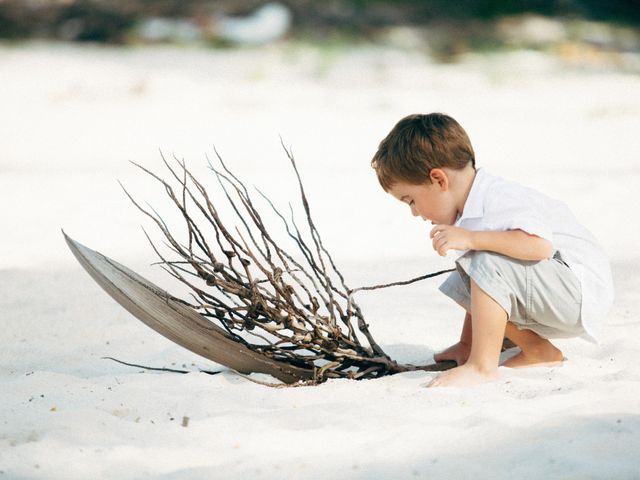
[448,164,477,218]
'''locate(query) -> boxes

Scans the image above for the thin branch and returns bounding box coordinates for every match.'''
[102,356,222,375]
[350,268,456,294]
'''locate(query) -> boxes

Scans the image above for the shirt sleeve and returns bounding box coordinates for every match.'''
[483,189,554,245]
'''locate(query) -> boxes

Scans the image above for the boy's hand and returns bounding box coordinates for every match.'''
[430,225,474,256]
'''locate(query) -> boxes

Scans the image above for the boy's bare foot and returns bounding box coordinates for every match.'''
[434,338,516,366]
[427,364,499,388]
[433,341,471,366]
[502,342,563,368]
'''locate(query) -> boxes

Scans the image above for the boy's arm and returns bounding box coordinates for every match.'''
[430,225,553,261]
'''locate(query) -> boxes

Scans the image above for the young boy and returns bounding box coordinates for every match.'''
[371,113,614,388]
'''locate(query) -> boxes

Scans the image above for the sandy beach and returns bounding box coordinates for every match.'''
[1,41,640,479]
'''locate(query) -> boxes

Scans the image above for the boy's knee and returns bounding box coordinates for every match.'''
[439,270,471,312]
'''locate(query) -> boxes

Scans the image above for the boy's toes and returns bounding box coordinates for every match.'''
[433,342,470,365]
[502,345,563,368]
[433,352,448,362]
[433,353,460,366]
[426,364,499,388]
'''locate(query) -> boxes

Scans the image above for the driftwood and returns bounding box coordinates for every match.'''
[65,145,457,385]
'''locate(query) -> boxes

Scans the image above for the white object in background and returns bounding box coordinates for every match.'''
[216,2,292,45]
[136,17,201,42]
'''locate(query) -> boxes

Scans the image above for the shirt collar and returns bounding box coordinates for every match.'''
[455,167,486,224]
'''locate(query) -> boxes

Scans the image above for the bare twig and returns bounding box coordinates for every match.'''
[350,268,456,294]
[102,356,222,375]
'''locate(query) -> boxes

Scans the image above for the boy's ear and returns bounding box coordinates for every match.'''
[430,168,449,191]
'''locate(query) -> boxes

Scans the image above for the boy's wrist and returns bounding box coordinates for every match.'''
[468,230,479,251]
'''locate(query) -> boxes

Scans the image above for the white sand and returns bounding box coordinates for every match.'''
[1,41,639,479]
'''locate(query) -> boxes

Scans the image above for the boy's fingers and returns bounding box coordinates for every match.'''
[430,224,444,238]
[433,235,447,251]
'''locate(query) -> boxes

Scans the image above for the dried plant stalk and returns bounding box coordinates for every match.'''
[122,145,455,383]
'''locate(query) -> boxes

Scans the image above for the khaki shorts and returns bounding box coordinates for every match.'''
[439,250,584,339]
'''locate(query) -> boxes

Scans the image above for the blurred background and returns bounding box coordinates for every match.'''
[1,0,639,61]
[1,0,639,282]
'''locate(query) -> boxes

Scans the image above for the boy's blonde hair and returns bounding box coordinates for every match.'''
[371,113,475,191]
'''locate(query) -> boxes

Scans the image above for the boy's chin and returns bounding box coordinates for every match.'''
[447,213,461,225]
[439,218,457,226]
[427,214,457,225]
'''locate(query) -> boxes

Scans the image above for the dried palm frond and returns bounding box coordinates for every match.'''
[119,144,454,384]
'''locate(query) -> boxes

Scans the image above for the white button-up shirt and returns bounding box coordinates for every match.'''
[447,168,614,342]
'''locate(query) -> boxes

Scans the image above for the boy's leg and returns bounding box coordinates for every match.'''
[435,257,516,367]
[502,323,563,368]
[433,312,472,365]
[428,279,507,387]
[433,313,518,365]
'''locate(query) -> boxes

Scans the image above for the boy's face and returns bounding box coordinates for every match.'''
[387,170,458,225]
